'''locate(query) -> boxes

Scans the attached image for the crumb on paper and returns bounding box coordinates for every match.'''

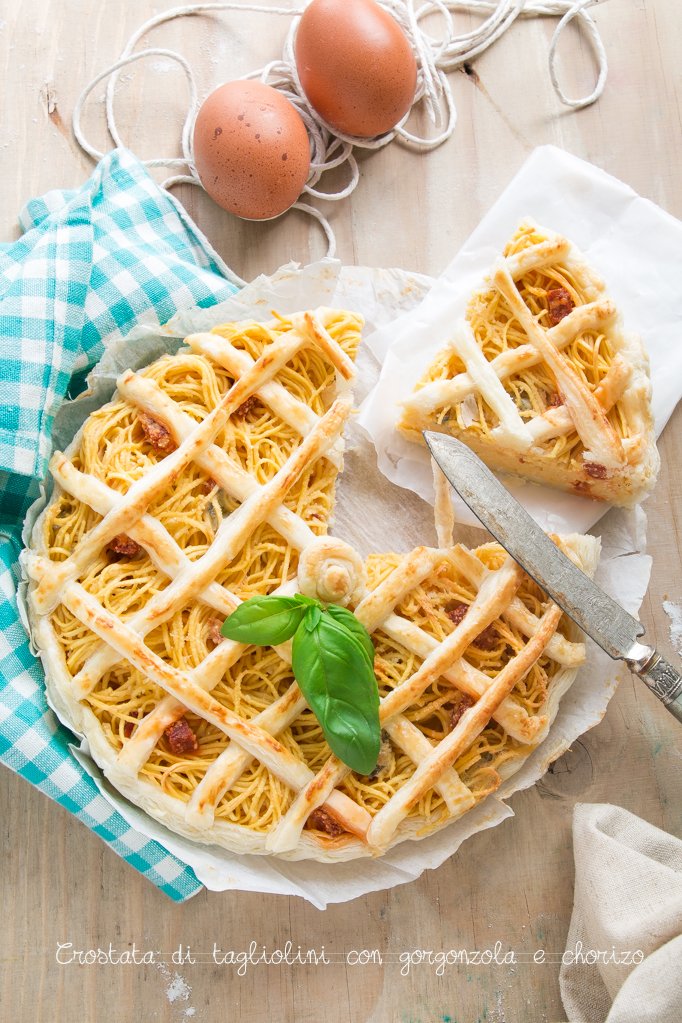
[662,600,682,656]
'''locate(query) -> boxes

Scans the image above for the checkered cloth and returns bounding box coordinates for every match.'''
[0,148,240,901]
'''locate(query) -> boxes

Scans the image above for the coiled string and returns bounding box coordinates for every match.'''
[73,0,608,276]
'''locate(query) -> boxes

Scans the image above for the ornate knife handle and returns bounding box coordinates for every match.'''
[627,644,682,723]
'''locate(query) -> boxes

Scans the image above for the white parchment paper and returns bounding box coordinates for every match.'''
[358,145,682,535]
[25,254,652,907]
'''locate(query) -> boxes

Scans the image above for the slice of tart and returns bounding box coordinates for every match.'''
[399,221,659,505]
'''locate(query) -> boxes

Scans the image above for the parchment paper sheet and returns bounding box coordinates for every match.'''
[358,145,682,535]
[23,253,652,908]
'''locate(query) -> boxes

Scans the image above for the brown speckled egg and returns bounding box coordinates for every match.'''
[193,80,311,220]
[295,0,417,139]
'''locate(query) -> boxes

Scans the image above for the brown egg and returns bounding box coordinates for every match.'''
[193,80,311,220]
[295,0,417,138]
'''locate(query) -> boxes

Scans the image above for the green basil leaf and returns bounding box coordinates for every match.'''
[293,593,320,608]
[305,605,322,632]
[221,596,306,645]
[325,604,375,666]
[292,615,380,775]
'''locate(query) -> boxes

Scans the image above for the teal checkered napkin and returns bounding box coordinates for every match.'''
[0,148,240,901]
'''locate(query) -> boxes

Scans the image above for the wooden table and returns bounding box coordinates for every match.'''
[2,2,681,1020]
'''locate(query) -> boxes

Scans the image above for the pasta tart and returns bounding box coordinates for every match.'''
[24,306,598,861]
[399,221,659,506]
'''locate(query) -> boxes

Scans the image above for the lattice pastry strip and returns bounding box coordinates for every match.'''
[262,533,594,854]
[367,602,565,848]
[492,260,623,466]
[183,529,585,833]
[49,452,241,620]
[49,308,356,695]
[63,386,346,697]
[411,302,628,448]
[186,546,477,830]
[33,323,337,613]
[118,372,316,552]
[399,220,658,505]
[50,321,358,759]
[266,553,525,852]
[126,546,477,829]
[26,307,599,862]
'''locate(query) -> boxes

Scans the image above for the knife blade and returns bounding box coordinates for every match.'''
[424,430,682,721]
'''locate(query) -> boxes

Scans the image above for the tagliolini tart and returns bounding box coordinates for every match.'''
[24,308,598,861]
[399,221,659,505]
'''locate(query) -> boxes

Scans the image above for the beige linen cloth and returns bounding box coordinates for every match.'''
[560,803,682,1022]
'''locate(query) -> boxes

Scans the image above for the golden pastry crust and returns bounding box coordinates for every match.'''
[399,221,659,505]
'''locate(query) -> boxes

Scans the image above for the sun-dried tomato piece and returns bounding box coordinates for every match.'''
[165,719,198,755]
[546,286,575,326]
[473,624,499,651]
[108,534,141,557]
[447,603,498,650]
[236,396,259,417]
[306,807,345,837]
[446,603,468,626]
[123,713,139,739]
[449,695,474,731]
[139,412,176,453]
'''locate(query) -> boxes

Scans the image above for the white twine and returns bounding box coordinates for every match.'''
[73,0,608,272]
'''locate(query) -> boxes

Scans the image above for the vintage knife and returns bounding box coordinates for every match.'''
[424,431,682,722]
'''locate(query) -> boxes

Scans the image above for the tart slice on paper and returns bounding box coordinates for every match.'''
[399,221,659,506]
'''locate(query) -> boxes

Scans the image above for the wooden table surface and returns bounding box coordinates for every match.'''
[2,2,681,1021]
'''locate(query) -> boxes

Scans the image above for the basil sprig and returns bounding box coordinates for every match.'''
[222,594,380,774]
